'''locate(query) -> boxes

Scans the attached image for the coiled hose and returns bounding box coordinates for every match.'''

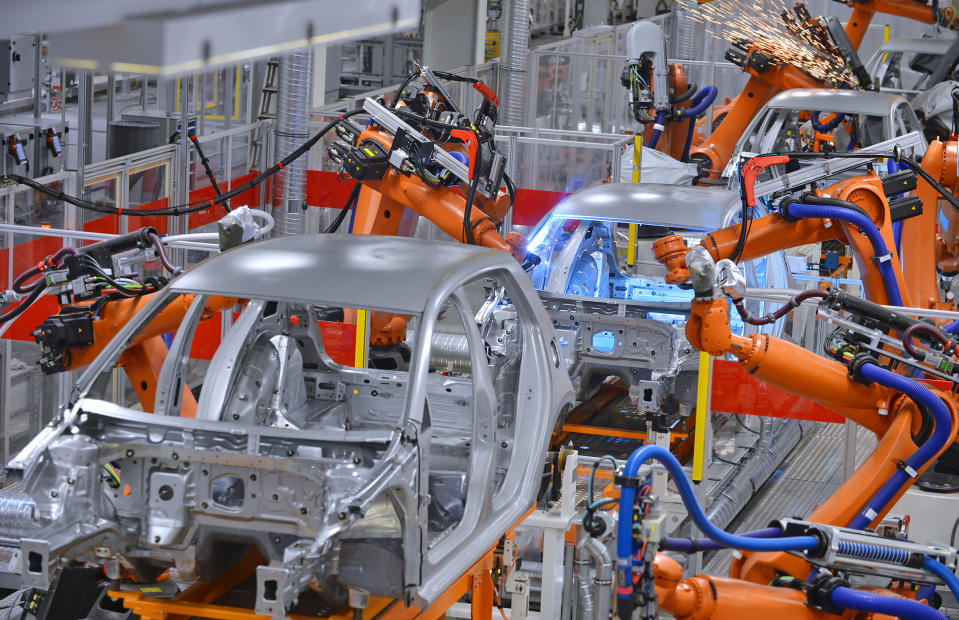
[781,202,903,306]
[849,363,953,529]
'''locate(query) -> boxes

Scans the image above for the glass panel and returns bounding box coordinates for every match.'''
[83,175,119,234]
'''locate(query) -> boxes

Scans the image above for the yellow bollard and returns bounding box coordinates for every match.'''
[692,352,713,481]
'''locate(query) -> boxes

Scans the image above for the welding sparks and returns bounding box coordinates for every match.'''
[686,0,856,86]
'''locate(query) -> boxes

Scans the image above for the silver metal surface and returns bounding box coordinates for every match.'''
[706,418,803,529]
[537,183,739,231]
[0,235,575,617]
[170,234,505,315]
[765,88,912,116]
[870,37,956,55]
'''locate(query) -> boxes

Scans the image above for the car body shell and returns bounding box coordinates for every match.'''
[1,235,575,616]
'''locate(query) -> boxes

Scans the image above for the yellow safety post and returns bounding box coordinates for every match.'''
[627,135,642,266]
[354,309,370,368]
[692,351,713,481]
[882,25,890,63]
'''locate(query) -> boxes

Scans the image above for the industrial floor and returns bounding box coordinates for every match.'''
[704,421,876,576]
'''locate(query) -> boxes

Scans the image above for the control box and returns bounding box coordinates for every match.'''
[0,37,37,101]
[0,113,69,178]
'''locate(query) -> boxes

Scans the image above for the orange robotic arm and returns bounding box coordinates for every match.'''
[680,251,957,585]
[902,139,959,309]
[843,0,937,49]
[651,553,911,620]
[691,63,825,173]
[654,174,911,306]
[58,293,236,415]
[332,118,526,347]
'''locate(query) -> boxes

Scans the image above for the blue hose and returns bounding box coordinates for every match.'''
[831,586,946,620]
[662,526,782,552]
[784,203,903,306]
[811,111,846,133]
[946,320,959,334]
[849,363,953,529]
[681,118,696,163]
[678,86,718,162]
[615,445,819,600]
[924,555,959,603]
[681,86,718,120]
[646,111,667,149]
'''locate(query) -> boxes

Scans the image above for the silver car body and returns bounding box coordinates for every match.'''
[723,88,927,182]
[865,35,959,97]
[526,183,791,411]
[0,235,575,616]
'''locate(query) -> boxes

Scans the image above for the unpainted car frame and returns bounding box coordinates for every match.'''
[0,235,574,617]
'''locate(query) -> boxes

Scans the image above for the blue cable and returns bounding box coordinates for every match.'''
[811,111,846,133]
[831,585,946,620]
[784,203,903,306]
[924,556,959,604]
[661,526,782,552]
[678,86,717,162]
[615,445,819,599]
[849,364,953,529]
[945,320,959,334]
[646,111,667,149]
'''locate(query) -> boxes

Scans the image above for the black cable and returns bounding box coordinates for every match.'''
[389,71,418,109]
[188,134,230,213]
[503,172,516,207]
[462,136,484,245]
[588,455,618,505]
[0,284,45,326]
[325,182,361,234]
[730,181,751,263]
[1,110,365,218]
[714,454,743,466]
[735,416,760,434]
[670,83,698,104]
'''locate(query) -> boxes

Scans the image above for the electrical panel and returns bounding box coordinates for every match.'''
[0,114,69,178]
[0,37,37,101]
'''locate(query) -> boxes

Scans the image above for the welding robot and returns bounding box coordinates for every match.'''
[600,247,959,618]
[636,0,954,176]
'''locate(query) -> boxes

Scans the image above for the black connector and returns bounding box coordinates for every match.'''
[334,119,363,144]
[778,196,802,223]
[76,227,159,271]
[888,195,923,223]
[882,170,918,196]
[806,573,851,615]
[847,352,879,386]
[614,474,645,488]
[725,48,747,68]
[823,287,919,334]
[775,520,830,558]
[32,312,95,374]
[343,140,390,181]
